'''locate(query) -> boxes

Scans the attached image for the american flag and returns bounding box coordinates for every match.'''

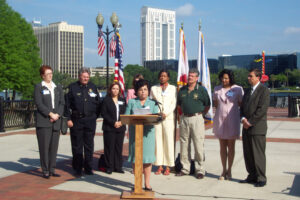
[97,25,105,56]
[110,34,124,57]
[114,32,125,96]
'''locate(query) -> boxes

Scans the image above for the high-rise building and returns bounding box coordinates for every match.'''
[33,21,84,78]
[140,6,176,65]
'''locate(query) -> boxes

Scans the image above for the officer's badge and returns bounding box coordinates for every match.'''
[77,92,81,96]
[89,88,93,93]
[193,93,198,99]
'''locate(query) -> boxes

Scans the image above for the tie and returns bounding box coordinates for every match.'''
[250,87,254,95]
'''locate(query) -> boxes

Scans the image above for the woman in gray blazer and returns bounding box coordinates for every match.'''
[34,65,65,179]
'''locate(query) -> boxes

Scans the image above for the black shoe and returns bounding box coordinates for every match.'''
[196,173,204,179]
[114,169,125,174]
[175,171,186,177]
[254,181,266,187]
[106,169,112,174]
[74,170,83,177]
[49,172,61,177]
[85,170,94,175]
[43,173,50,179]
[144,187,152,191]
[239,178,256,184]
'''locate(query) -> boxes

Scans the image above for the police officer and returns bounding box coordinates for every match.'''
[65,68,101,176]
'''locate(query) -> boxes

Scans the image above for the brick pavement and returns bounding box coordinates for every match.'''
[0,108,299,200]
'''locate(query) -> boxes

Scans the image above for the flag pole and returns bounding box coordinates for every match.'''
[174,23,183,163]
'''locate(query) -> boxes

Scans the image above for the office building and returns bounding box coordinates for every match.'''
[218,52,300,75]
[89,66,114,77]
[33,21,84,78]
[141,7,176,65]
[144,58,219,73]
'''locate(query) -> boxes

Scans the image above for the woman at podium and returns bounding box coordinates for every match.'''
[125,79,158,191]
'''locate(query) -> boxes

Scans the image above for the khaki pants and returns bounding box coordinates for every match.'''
[180,114,205,175]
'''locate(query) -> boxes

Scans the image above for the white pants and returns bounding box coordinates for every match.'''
[154,118,175,167]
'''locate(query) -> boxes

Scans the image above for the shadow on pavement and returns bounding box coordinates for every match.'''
[277,172,300,198]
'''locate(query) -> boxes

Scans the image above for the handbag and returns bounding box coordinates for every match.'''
[60,116,68,135]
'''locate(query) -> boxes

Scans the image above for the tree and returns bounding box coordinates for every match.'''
[276,73,287,87]
[233,68,249,88]
[285,69,291,87]
[0,0,42,99]
[210,73,219,90]
[289,69,300,86]
[270,74,277,89]
[52,71,76,89]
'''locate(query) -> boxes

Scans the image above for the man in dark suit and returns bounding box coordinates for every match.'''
[65,68,101,176]
[240,68,270,187]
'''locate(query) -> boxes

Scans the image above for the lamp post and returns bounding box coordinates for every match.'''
[96,12,119,89]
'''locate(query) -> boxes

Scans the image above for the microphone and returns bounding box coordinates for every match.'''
[151,99,163,122]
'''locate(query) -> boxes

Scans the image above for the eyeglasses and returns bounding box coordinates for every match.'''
[44,73,53,76]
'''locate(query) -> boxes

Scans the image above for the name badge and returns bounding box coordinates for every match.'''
[42,90,50,95]
[227,91,234,97]
[118,101,124,105]
[89,92,96,97]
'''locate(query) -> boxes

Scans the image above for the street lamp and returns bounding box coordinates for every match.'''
[96,12,120,89]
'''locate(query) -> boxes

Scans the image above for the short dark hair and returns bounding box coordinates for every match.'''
[39,65,52,77]
[189,68,199,77]
[132,73,144,88]
[107,82,121,97]
[218,69,235,85]
[249,68,262,79]
[134,79,150,95]
[158,69,170,79]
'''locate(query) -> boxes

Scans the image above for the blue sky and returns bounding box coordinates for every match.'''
[7,0,300,68]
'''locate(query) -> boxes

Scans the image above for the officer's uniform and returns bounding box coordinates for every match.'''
[65,81,101,174]
[177,83,211,175]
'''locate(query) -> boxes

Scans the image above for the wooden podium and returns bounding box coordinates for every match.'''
[120,114,160,199]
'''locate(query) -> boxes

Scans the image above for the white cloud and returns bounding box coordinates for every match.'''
[175,3,194,16]
[85,48,98,55]
[284,27,300,35]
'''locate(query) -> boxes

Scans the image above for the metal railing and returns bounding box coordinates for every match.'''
[0,97,36,131]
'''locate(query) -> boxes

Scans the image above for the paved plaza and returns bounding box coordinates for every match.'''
[0,109,300,200]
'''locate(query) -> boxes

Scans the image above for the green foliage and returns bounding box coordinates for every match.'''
[123,64,178,90]
[289,69,300,86]
[0,0,42,99]
[233,68,249,88]
[52,71,76,89]
[210,73,219,91]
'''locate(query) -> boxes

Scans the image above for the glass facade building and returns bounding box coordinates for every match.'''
[144,58,219,73]
[218,53,300,75]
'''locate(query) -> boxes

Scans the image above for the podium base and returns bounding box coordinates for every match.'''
[121,190,155,199]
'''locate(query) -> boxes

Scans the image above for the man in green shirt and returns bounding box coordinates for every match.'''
[176,68,211,179]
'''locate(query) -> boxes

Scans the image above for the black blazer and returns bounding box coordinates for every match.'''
[240,83,270,135]
[101,96,126,132]
[34,82,65,130]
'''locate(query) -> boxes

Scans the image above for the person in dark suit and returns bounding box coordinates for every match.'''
[240,68,270,187]
[65,68,101,176]
[101,82,126,174]
[34,65,65,179]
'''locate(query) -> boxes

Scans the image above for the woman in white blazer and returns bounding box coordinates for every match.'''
[150,69,177,175]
